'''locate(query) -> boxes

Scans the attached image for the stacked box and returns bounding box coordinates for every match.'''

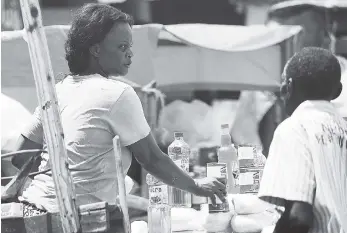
[239,167,264,194]
[237,145,265,194]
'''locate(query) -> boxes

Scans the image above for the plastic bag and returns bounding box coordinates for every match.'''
[158,99,238,148]
[131,221,148,233]
[230,194,276,215]
[158,100,213,147]
[171,207,207,232]
[231,212,277,233]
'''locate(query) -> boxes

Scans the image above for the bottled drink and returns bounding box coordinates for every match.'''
[168,132,191,207]
[147,205,171,233]
[218,124,240,194]
[146,173,171,233]
[190,149,208,210]
[207,162,229,213]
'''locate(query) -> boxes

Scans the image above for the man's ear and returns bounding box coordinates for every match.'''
[280,78,293,100]
[332,82,342,100]
[287,78,293,96]
[89,44,100,58]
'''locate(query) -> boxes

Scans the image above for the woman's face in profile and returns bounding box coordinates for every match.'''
[98,22,133,76]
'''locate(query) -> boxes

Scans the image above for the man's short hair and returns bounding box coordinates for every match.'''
[284,47,341,99]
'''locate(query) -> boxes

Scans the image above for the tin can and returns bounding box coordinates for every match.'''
[206,163,229,213]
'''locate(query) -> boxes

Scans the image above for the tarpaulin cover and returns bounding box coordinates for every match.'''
[2,24,302,92]
[1,24,161,112]
[1,24,161,88]
[155,24,302,92]
[1,24,302,147]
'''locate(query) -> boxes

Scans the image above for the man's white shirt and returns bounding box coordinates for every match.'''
[258,100,347,233]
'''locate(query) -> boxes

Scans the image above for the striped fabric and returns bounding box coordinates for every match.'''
[258,100,347,233]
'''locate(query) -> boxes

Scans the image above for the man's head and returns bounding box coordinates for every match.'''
[267,3,333,49]
[281,47,342,115]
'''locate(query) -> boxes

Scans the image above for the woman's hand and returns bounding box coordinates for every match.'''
[192,177,227,205]
[129,133,227,205]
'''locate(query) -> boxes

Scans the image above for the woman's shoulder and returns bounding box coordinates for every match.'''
[108,76,141,89]
[84,75,134,92]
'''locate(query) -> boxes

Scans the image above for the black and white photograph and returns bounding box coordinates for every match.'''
[1,0,346,232]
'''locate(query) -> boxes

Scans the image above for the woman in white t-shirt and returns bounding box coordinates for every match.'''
[5,3,226,214]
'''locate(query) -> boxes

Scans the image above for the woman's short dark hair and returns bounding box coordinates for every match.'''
[65,3,133,74]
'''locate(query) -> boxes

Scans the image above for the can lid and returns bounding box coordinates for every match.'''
[174,132,184,138]
[221,124,229,129]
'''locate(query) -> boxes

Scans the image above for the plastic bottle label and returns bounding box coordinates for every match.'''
[174,159,189,172]
[149,185,169,205]
[174,159,182,168]
[169,147,182,155]
[239,172,255,185]
[238,146,255,160]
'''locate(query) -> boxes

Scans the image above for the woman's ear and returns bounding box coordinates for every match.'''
[332,82,342,100]
[89,44,100,58]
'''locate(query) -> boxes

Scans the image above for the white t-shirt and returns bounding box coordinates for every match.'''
[258,100,347,233]
[20,74,151,212]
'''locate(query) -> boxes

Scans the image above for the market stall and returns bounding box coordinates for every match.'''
[2,22,303,232]
[153,23,302,156]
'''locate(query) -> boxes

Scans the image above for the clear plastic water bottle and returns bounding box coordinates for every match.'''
[146,173,171,233]
[168,132,191,207]
[218,124,240,194]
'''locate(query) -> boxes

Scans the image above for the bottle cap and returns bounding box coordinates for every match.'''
[174,132,184,138]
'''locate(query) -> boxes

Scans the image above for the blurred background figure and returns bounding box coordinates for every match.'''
[1,93,32,153]
[257,0,347,156]
[1,93,36,184]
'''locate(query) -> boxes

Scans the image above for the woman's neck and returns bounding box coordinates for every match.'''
[78,68,108,78]
[80,60,109,78]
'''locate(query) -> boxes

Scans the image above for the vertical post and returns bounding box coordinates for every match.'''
[1,0,23,31]
[139,82,165,199]
[18,0,81,233]
[113,136,131,233]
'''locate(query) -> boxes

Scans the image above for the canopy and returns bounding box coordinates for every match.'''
[1,24,161,112]
[1,23,302,88]
[154,24,302,92]
[1,24,161,88]
[2,23,302,111]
